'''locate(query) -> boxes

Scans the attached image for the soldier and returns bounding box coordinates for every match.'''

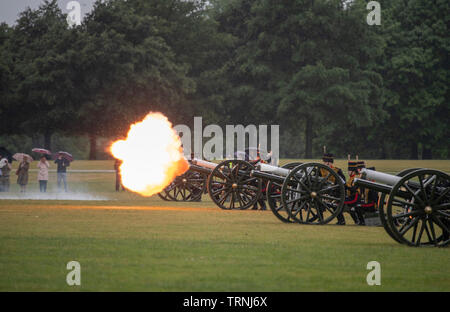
[251,149,267,210]
[357,164,379,225]
[114,159,125,191]
[321,153,346,224]
[345,161,363,225]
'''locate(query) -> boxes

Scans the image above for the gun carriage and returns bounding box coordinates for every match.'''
[159,156,449,247]
[354,168,449,247]
[159,158,262,210]
[251,162,346,225]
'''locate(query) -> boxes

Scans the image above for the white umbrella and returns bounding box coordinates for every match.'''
[13,153,33,163]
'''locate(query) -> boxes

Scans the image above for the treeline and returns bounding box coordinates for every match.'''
[0,0,448,159]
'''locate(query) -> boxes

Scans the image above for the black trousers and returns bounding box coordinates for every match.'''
[39,180,47,193]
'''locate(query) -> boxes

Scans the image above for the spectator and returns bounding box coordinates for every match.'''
[54,155,69,192]
[0,157,12,192]
[16,159,29,193]
[37,156,50,193]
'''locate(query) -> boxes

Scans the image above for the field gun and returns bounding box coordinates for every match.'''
[355,168,449,247]
[251,162,346,225]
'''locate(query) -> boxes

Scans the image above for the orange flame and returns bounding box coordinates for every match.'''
[110,112,189,196]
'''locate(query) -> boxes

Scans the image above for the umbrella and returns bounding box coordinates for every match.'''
[54,151,73,162]
[0,147,13,163]
[13,153,33,163]
[32,148,52,155]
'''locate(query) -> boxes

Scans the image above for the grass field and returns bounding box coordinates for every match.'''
[0,159,449,291]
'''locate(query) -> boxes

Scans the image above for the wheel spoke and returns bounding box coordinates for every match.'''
[418,175,428,202]
[392,210,421,220]
[411,222,418,243]
[404,183,425,206]
[431,215,449,234]
[431,187,449,205]
[319,194,340,201]
[416,219,426,246]
[285,196,307,205]
[293,173,310,192]
[229,191,235,209]
[391,198,417,208]
[317,184,340,194]
[313,200,324,223]
[218,190,231,205]
[423,220,433,243]
[316,199,335,215]
[399,216,420,236]
[236,191,245,208]
[428,218,437,246]
[436,210,450,218]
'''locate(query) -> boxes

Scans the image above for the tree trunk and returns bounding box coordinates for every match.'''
[305,118,313,158]
[32,134,41,148]
[89,133,97,160]
[409,141,418,160]
[44,131,52,151]
[422,147,432,159]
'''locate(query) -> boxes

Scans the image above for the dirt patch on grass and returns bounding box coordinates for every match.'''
[0,204,266,213]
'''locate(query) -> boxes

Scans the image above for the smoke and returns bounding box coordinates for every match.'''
[0,192,108,201]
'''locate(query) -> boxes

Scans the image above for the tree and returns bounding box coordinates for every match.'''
[376,0,449,159]
[213,0,385,158]
[7,0,77,150]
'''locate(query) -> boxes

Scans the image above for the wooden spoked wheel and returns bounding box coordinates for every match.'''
[281,163,345,225]
[208,160,262,210]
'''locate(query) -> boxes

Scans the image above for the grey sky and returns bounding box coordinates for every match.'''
[0,0,95,25]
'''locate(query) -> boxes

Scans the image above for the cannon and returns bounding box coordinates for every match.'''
[159,158,262,210]
[355,168,450,247]
[158,169,208,202]
[251,162,346,225]
[192,158,262,210]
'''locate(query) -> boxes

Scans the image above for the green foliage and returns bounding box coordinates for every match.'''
[0,0,448,159]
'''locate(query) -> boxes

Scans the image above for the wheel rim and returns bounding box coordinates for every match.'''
[378,168,422,244]
[267,162,302,223]
[158,190,172,201]
[165,171,206,201]
[281,163,345,224]
[386,169,450,247]
[208,160,261,210]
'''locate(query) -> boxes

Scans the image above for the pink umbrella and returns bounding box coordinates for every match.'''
[32,148,52,155]
[54,151,73,162]
[13,153,33,163]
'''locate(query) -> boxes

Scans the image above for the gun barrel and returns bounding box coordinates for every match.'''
[191,158,218,170]
[361,169,401,186]
[354,178,392,194]
[258,163,291,177]
[250,170,285,183]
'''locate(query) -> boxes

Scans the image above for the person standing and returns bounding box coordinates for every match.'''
[37,156,50,193]
[16,159,30,193]
[321,153,347,224]
[0,157,12,192]
[345,161,363,225]
[114,159,125,191]
[55,155,69,192]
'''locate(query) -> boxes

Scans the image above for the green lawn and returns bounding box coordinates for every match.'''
[0,160,449,291]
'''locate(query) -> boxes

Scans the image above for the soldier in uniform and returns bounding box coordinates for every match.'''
[321,153,346,224]
[356,164,379,225]
[114,159,125,191]
[251,149,267,210]
[344,161,362,224]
